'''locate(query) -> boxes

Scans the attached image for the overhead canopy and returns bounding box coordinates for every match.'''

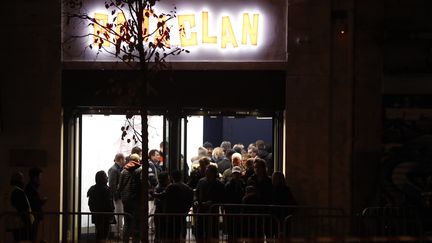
[62,70,285,113]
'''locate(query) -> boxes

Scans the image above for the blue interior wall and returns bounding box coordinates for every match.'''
[203,117,223,148]
[203,116,272,148]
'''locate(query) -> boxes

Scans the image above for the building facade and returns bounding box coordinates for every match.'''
[2,0,431,227]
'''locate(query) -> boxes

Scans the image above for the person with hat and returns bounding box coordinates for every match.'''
[225,166,245,204]
[118,153,142,242]
[222,152,242,183]
[224,166,245,242]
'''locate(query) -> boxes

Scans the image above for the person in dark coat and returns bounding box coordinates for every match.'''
[195,164,226,243]
[153,170,194,242]
[272,172,297,206]
[212,147,231,175]
[153,171,170,242]
[25,167,47,241]
[256,140,273,176]
[87,170,115,241]
[9,171,34,242]
[188,157,210,189]
[271,171,297,238]
[224,166,245,242]
[247,158,273,205]
[118,153,142,243]
[242,158,255,184]
[241,185,262,240]
[147,150,160,233]
[108,153,125,237]
[225,166,245,205]
[246,158,273,240]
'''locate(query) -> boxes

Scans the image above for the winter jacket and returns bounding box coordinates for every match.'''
[214,157,231,175]
[257,149,273,175]
[247,174,273,204]
[87,184,115,224]
[108,163,123,201]
[118,161,142,205]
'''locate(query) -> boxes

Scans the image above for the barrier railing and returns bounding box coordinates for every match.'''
[0,211,131,242]
[148,213,279,243]
[210,203,345,217]
[1,207,431,242]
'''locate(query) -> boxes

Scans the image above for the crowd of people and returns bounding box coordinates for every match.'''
[86,139,297,242]
[6,139,296,242]
[6,138,431,242]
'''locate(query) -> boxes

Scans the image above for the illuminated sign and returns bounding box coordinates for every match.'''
[91,10,260,49]
[62,0,287,62]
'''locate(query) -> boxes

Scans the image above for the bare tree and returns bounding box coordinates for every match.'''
[63,0,188,241]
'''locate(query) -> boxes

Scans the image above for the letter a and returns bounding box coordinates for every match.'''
[221,16,238,48]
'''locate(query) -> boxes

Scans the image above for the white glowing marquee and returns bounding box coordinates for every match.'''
[62,0,287,62]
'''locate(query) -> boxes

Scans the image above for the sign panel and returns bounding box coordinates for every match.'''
[62,0,287,62]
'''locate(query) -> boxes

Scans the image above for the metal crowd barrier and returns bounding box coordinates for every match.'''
[1,206,431,242]
[0,211,131,242]
[1,211,278,243]
[148,213,279,243]
[210,203,345,217]
[209,203,346,241]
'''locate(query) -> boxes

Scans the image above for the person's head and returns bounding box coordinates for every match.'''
[10,171,25,188]
[198,157,211,170]
[29,167,43,185]
[170,170,182,183]
[149,149,160,163]
[197,146,208,158]
[212,147,225,161]
[158,171,170,186]
[226,149,236,162]
[241,154,251,166]
[245,158,255,169]
[129,153,141,162]
[232,166,242,179]
[114,153,125,167]
[131,146,142,157]
[95,170,108,185]
[255,140,266,150]
[253,158,267,177]
[231,152,242,167]
[248,146,258,158]
[203,141,213,157]
[220,141,232,153]
[247,143,256,150]
[205,164,218,180]
[233,144,244,154]
[272,171,286,187]
[159,141,166,152]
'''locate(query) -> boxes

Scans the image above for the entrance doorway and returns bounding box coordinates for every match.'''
[79,114,204,227]
[61,69,286,239]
